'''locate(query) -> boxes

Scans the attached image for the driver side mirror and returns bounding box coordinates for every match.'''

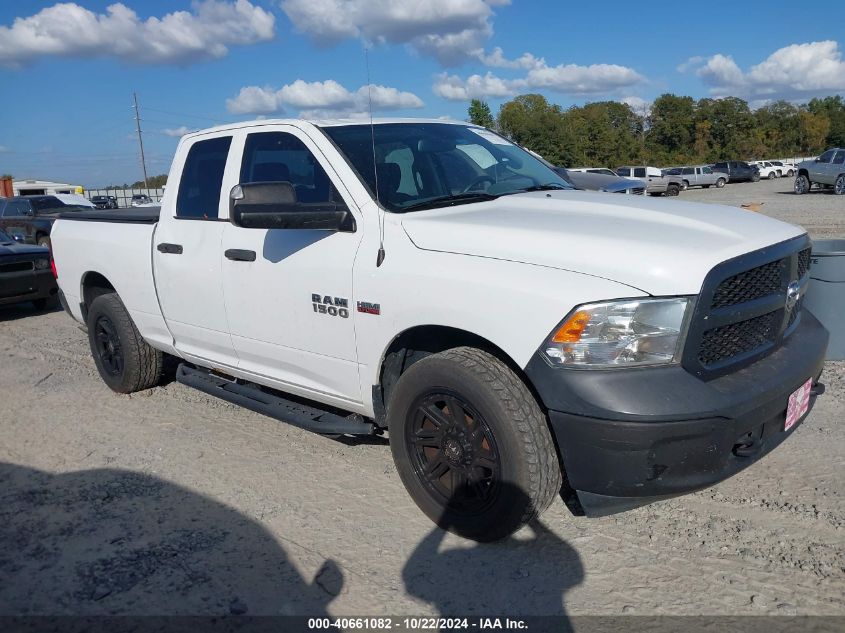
[229,182,355,232]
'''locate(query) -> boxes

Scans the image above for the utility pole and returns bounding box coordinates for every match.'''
[133,92,149,188]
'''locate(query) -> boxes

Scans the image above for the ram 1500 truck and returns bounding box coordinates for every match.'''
[51,119,828,542]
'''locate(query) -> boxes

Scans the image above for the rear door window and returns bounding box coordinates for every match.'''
[682,167,694,175]
[177,136,233,219]
[832,151,845,165]
[616,168,631,177]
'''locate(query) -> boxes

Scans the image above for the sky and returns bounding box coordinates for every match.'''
[1,0,844,187]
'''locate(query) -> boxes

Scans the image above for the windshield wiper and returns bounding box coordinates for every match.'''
[501,183,570,196]
[399,191,500,213]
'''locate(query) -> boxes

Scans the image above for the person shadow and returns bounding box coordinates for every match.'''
[0,462,343,617]
[402,484,583,632]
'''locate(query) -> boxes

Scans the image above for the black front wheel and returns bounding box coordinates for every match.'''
[794,174,810,195]
[388,347,562,542]
[86,293,164,393]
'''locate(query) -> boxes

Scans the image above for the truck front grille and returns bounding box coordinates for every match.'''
[683,238,812,379]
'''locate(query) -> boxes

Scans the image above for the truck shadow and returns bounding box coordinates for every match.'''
[0,462,343,616]
[402,484,583,628]
[0,302,62,322]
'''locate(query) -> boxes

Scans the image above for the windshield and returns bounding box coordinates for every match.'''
[322,123,572,212]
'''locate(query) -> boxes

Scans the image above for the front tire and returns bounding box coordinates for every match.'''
[786,169,794,177]
[794,174,810,195]
[86,293,163,393]
[768,171,777,180]
[387,347,562,542]
[716,178,726,188]
[681,180,689,191]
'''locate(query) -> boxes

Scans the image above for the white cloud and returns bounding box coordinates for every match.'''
[682,41,845,100]
[433,60,645,102]
[473,46,543,70]
[226,79,424,116]
[0,1,275,66]
[280,0,507,65]
[161,126,197,137]
[621,96,651,114]
[433,72,517,101]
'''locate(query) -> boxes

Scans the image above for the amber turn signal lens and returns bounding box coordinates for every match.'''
[552,310,592,343]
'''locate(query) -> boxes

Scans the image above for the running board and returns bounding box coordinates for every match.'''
[176,364,375,436]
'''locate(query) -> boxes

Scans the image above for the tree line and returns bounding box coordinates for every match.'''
[468,94,845,168]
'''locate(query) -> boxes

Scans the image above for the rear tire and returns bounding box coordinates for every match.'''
[768,171,777,180]
[835,174,845,195]
[666,184,680,196]
[86,293,163,393]
[794,174,810,195]
[716,178,726,188]
[387,347,562,542]
[786,169,794,177]
[752,172,761,182]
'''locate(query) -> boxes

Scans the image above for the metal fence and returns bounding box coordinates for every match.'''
[85,187,165,208]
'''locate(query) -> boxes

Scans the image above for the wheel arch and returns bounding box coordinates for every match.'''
[373,324,539,427]
[80,271,117,321]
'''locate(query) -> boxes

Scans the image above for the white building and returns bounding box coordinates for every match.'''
[12,179,84,196]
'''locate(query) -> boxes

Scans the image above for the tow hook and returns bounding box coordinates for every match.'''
[811,382,826,397]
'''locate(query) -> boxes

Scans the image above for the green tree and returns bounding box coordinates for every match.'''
[646,94,695,163]
[467,99,495,129]
[807,96,845,147]
[497,94,572,165]
[797,110,831,154]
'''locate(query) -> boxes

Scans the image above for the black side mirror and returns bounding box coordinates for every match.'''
[229,182,355,232]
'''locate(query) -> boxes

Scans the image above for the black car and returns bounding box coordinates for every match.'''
[91,195,118,209]
[711,160,760,183]
[0,228,58,310]
[0,195,89,247]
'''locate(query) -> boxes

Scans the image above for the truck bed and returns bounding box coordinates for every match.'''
[59,208,160,224]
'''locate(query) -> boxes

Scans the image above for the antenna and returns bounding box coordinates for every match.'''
[366,47,386,267]
[133,92,149,188]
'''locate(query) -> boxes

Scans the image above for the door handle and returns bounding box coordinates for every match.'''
[157,243,183,254]
[225,249,256,262]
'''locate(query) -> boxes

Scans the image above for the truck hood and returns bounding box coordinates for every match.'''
[400,190,805,296]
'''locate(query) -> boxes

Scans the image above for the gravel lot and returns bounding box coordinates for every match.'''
[680,176,843,239]
[0,182,843,619]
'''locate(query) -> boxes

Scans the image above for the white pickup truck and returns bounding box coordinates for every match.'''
[52,118,828,541]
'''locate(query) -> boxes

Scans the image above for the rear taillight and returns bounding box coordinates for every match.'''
[50,258,58,279]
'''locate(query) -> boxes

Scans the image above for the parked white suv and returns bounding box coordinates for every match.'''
[754,161,781,179]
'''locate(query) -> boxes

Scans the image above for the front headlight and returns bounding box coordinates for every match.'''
[542,297,692,368]
[34,258,50,270]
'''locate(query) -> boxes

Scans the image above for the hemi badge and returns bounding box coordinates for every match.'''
[357,301,381,315]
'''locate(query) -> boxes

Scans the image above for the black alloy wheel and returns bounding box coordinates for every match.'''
[406,391,501,514]
[94,315,124,377]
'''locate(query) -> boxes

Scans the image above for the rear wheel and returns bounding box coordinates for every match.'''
[387,347,561,542]
[794,174,810,195]
[86,293,163,393]
[752,172,761,182]
[716,178,726,188]
[666,184,680,196]
[768,171,777,180]
[786,169,794,177]
[835,174,845,195]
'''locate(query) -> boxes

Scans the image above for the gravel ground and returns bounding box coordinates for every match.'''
[0,184,843,618]
[680,176,843,239]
